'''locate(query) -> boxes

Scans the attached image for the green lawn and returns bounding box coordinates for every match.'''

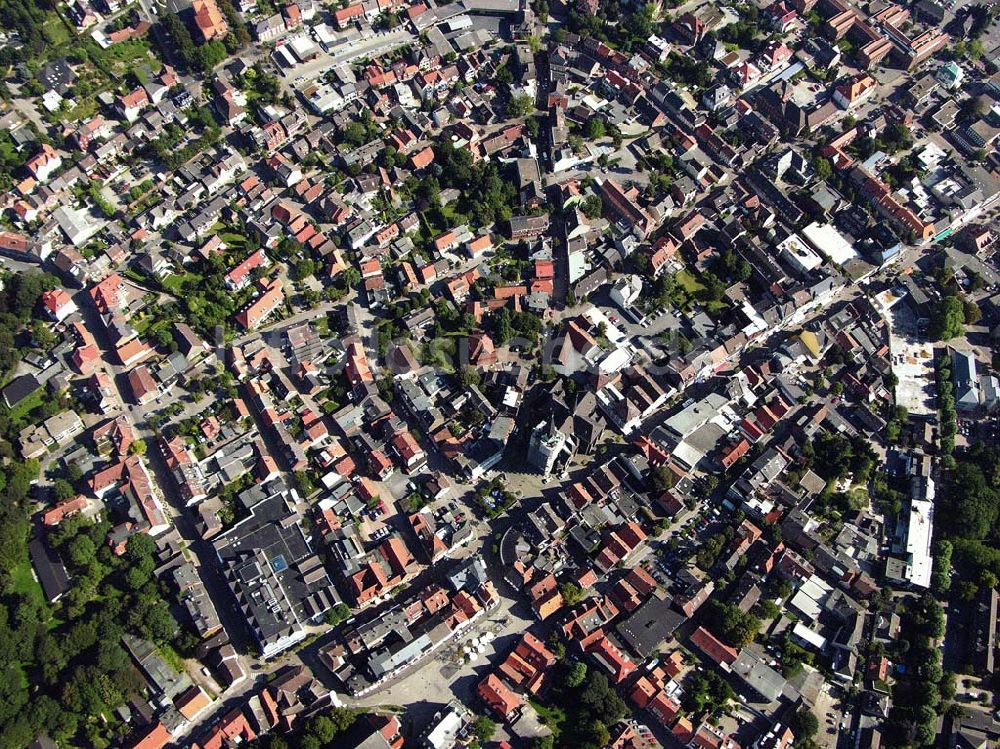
[675,268,730,313]
[105,39,152,65]
[0,132,20,164]
[219,232,249,251]
[11,559,46,608]
[61,97,98,124]
[422,202,469,236]
[421,210,444,235]
[5,388,45,424]
[675,268,704,295]
[440,202,465,226]
[132,311,171,337]
[157,643,185,674]
[848,486,870,510]
[529,699,566,740]
[161,272,204,295]
[41,14,72,51]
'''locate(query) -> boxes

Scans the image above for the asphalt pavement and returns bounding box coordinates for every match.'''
[72,286,260,669]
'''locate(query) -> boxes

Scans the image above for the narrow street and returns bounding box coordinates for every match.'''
[4,0,984,745]
[72,287,259,674]
[7,88,50,133]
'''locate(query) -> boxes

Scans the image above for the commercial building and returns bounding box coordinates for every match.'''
[213,479,341,656]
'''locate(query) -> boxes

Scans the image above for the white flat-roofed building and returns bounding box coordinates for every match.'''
[892,498,933,589]
[312,22,337,49]
[658,392,731,442]
[802,221,859,266]
[421,700,471,749]
[778,233,823,274]
[788,575,832,622]
[306,83,345,114]
[792,621,828,651]
[443,15,473,31]
[287,34,320,62]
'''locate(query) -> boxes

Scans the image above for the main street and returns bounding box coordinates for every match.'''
[275,27,416,90]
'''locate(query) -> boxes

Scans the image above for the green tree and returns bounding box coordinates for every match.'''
[294,471,316,498]
[494,64,514,85]
[915,721,936,746]
[305,714,339,744]
[131,598,177,642]
[932,540,953,594]
[11,271,59,320]
[124,565,151,592]
[342,121,368,147]
[940,671,957,702]
[340,267,361,290]
[560,582,583,606]
[684,669,733,713]
[929,295,966,340]
[564,661,588,688]
[759,600,781,619]
[578,671,627,725]
[473,716,496,742]
[584,721,611,749]
[788,708,819,740]
[292,257,317,282]
[96,640,130,673]
[53,479,76,501]
[580,194,603,219]
[963,95,989,120]
[32,321,57,350]
[67,535,97,569]
[508,94,534,117]
[649,464,676,492]
[702,272,727,302]
[196,40,229,71]
[964,299,982,324]
[585,117,606,140]
[459,367,482,389]
[704,600,761,647]
[625,3,655,39]
[324,603,351,626]
[160,14,197,70]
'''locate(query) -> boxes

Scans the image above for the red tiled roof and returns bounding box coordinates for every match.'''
[410,146,435,169]
[476,674,523,719]
[689,626,738,666]
[132,722,171,749]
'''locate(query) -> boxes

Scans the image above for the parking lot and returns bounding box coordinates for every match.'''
[646,505,721,587]
[812,683,848,749]
[351,596,539,737]
[878,291,937,417]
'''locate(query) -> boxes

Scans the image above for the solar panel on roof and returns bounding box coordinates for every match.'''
[238,561,262,584]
